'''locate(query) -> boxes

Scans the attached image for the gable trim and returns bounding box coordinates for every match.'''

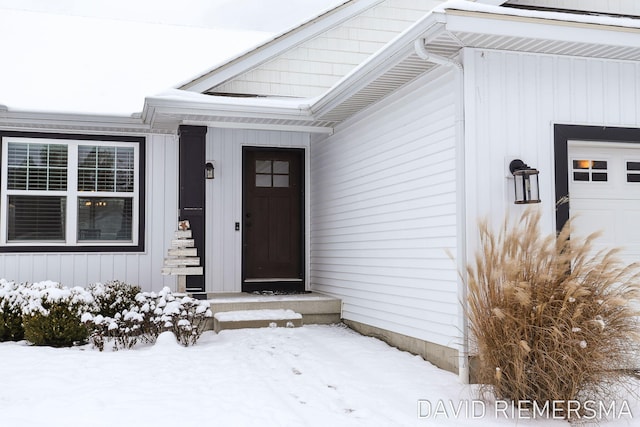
[178,0,382,94]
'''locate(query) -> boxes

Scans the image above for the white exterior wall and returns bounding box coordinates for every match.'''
[213,0,442,98]
[505,0,640,16]
[0,134,179,291]
[310,66,461,348]
[464,48,640,237]
[205,128,311,293]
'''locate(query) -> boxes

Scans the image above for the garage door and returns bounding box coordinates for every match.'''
[568,140,640,266]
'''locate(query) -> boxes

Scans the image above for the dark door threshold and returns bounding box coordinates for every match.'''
[242,280,305,293]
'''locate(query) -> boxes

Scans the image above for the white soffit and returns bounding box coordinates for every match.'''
[315,52,437,122]
[443,8,640,61]
[314,4,640,125]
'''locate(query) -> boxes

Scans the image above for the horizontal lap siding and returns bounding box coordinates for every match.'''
[310,67,460,347]
[0,134,178,291]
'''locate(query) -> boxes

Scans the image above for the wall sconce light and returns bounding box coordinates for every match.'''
[205,162,215,180]
[509,159,541,204]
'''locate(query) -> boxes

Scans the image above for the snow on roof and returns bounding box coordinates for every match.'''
[0,8,271,116]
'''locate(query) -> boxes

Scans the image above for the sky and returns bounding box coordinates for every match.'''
[0,0,346,32]
[0,0,346,116]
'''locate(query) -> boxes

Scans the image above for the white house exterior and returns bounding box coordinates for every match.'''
[2,0,640,378]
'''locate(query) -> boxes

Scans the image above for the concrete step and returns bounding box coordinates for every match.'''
[213,309,303,333]
[206,292,341,327]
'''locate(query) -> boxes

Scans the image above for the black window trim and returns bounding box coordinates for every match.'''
[0,131,145,253]
[554,124,640,234]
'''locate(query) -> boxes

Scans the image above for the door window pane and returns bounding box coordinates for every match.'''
[273,161,289,174]
[256,174,272,187]
[256,160,272,174]
[273,175,289,187]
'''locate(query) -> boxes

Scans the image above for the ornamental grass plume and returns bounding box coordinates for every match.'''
[467,209,640,418]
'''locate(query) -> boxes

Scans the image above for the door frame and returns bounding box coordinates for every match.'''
[554,124,640,233]
[241,146,306,293]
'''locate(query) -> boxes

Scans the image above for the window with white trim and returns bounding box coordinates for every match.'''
[1,136,143,250]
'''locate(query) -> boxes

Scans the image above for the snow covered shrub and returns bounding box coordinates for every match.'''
[88,281,141,318]
[83,281,144,350]
[0,280,25,341]
[152,287,212,346]
[22,281,97,347]
[84,286,212,350]
[466,209,640,419]
[84,309,147,351]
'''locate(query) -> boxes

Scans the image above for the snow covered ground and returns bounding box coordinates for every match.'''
[0,324,637,426]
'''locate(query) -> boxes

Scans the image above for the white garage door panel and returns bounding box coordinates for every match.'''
[571,201,640,263]
[569,141,640,369]
[569,141,640,267]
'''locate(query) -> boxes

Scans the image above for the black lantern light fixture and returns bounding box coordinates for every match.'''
[205,161,215,179]
[509,159,540,204]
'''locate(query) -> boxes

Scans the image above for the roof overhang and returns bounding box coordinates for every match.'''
[0,110,157,135]
[308,3,640,125]
[144,2,640,134]
[441,6,640,60]
[143,90,336,134]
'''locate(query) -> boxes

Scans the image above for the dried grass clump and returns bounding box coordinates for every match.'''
[467,209,640,417]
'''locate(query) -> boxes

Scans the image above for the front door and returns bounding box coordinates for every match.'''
[242,148,304,292]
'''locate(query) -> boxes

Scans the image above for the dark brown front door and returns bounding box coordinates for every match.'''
[242,148,304,292]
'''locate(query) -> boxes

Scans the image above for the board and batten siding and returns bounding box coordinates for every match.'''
[212,0,443,98]
[464,48,640,238]
[310,66,460,348]
[205,128,310,293]
[0,134,179,292]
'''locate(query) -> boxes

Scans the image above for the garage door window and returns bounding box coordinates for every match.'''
[627,162,640,183]
[572,160,608,182]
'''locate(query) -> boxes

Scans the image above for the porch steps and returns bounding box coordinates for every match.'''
[204,292,342,332]
[213,309,303,333]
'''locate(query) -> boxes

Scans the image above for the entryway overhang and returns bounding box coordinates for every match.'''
[142,90,336,134]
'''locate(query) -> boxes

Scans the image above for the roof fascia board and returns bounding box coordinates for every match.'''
[0,111,152,133]
[445,9,640,46]
[145,96,315,124]
[182,120,333,134]
[179,0,383,93]
[309,11,446,117]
